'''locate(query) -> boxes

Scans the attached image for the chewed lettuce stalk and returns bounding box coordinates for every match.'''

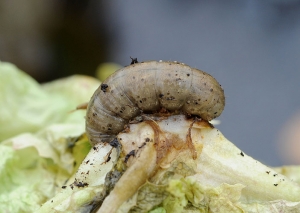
[39,115,300,213]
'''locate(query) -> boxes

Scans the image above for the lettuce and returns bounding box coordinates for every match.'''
[0,127,91,212]
[0,61,98,212]
[0,61,100,141]
[102,115,300,213]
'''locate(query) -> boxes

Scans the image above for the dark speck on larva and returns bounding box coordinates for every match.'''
[86,60,225,145]
[100,84,108,93]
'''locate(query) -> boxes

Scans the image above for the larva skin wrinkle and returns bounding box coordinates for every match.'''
[86,61,225,145]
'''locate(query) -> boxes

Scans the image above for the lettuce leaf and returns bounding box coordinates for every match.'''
[0,61,99,212]
[0,61,100,141]
[0,128,91,213]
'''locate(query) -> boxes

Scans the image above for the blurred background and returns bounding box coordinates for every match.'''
[1,0,300,166]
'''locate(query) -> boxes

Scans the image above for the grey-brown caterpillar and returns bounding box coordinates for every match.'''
[86,60,225,145]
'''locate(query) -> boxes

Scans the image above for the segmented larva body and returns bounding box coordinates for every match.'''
[86,61,225,145]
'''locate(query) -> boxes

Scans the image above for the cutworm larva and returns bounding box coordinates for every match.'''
[86,60,225,145]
